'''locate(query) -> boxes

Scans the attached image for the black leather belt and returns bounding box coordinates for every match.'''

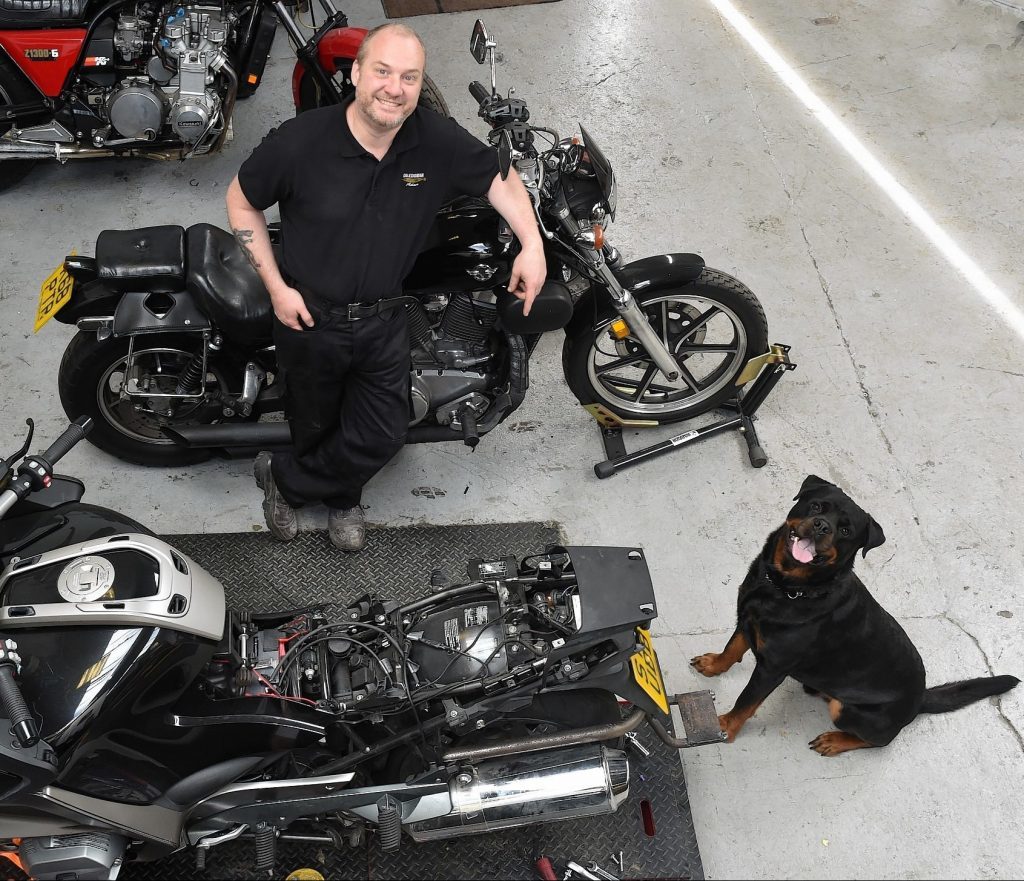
[345,296,418,320]
[287,276,415,322]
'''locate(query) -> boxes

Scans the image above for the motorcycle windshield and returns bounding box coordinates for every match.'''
[578,125,617,220]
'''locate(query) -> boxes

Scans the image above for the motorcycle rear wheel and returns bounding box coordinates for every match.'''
[0,53,39,192]
[562,267,769,424]
[58,331,246,466]
[295,65,450,117]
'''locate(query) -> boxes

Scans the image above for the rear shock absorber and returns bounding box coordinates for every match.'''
[376,795,401,852]
[253,822,276,874]
[175,352,206,395]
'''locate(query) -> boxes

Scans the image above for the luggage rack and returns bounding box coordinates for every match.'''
[586,343,796,479]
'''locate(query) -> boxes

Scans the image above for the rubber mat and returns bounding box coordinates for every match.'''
[26,524,706,880]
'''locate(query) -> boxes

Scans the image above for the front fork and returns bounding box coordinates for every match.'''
[567,225,681,381]
[593,261,681,381]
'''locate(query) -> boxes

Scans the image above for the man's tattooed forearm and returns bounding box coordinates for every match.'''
[232,228,262,270]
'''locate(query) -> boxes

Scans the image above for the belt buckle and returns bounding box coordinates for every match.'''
[346,304,359,321]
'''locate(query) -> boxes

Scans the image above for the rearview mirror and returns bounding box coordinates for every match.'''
[470,20,491,64]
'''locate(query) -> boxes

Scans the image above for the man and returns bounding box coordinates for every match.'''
[226,23,546,551]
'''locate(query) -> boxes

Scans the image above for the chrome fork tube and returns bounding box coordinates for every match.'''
[594,261,680,381]
[273,1,306,45]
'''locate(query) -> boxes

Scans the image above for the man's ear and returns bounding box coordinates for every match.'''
[350,59,361,87]
[793,474,834,501]
[861,517,886,557]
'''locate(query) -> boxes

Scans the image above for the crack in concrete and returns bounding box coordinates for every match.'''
[960,364,1024,379]
[796,53,852,69]
[906,612,1024,754]
[589,61,641,90]
[797,225,895,463]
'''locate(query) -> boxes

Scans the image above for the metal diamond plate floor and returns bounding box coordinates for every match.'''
[42,524,705,880]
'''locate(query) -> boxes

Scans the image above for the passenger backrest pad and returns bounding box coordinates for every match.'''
[96,226,186,293]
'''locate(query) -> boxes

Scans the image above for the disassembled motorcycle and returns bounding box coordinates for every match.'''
[0,0,448,190]
[0,416,724,878]
[38,19,772,471]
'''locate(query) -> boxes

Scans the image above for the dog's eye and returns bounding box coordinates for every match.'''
[809,502,822,513]
[840,527,851,536]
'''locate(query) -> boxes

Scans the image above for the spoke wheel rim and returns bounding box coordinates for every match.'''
[586,293,748,416]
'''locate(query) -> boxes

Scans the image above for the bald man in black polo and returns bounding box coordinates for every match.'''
[226,23,545,551]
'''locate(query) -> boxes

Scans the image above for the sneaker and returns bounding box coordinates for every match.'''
[328,505,365,552]
[253,452,297,541]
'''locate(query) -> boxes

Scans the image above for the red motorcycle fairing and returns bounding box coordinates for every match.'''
[0,29,85,98]
[290,25,367,108]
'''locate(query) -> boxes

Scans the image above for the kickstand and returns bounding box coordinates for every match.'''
[588,343,796,479]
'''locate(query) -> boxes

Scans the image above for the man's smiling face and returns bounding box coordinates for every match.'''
[351,30,424,132]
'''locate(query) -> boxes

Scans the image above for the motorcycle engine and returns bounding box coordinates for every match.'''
[408,292,498,426]
[103,3,229,143]
[158,5,229,142]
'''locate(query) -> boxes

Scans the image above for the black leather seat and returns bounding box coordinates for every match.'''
[185,223,273,347]
[0,0,91,26]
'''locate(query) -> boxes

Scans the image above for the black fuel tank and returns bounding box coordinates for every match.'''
[404,197,513,294]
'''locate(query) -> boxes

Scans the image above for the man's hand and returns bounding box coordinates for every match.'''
[507,244,547,316]
[271,285,315,330]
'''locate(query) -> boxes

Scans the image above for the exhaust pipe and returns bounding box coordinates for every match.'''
[0,142,178,161]
[406,744,630,842]
[163,421,480,451]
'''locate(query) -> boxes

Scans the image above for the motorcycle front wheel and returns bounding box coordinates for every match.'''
[562,267,769,423]
[58,331,244,466]
[0,54,39,192]
[295,66,450,117]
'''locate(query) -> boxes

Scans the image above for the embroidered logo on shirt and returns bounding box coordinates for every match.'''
[402,172,427,187]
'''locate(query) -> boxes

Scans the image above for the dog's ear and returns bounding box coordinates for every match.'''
[861,517,886,557]
[793,474,834,501]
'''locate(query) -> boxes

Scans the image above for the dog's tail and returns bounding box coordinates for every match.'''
[920,675,1019,714]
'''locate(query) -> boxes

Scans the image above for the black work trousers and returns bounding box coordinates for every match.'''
[270,303,409,511]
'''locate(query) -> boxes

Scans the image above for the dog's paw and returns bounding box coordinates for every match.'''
[690,653,727,676]
[809,731,866,756]
[718,713,739,742]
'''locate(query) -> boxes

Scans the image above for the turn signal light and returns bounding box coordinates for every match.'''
[592,223,604,250]
[609,319,630,340]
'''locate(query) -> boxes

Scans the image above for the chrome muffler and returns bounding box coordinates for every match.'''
[406,744,629,842]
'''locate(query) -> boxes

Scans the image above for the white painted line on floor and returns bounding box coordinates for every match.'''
[709,0,1024,341]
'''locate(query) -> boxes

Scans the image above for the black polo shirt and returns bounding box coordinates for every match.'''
[237,98,499,306]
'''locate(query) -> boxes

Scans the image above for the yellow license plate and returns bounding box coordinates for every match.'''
[630,627,670,714]
[34,255,75,333]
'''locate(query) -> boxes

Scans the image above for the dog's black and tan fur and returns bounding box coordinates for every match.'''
[692,475,1019,756]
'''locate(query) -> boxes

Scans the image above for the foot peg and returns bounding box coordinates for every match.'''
[672,689,726,746]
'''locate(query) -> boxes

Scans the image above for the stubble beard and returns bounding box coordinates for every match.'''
[358,92,413,131]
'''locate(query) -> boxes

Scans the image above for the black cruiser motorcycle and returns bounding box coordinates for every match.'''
[0,0,448,191]
[0,415,722,878]
[40,19,769,467]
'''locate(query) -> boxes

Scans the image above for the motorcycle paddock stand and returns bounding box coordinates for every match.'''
[586,343,796,479]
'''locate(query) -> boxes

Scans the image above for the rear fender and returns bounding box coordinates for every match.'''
[54,279,123,326]
[566,253,706,334]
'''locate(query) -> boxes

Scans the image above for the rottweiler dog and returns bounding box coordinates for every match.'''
[691,475,1019,756]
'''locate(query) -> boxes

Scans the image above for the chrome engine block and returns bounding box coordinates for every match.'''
[104,4,229,144]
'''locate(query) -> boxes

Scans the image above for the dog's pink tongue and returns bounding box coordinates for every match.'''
[791,536,816,563]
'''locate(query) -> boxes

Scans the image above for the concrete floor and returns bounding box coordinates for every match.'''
[2,0,1023,877]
